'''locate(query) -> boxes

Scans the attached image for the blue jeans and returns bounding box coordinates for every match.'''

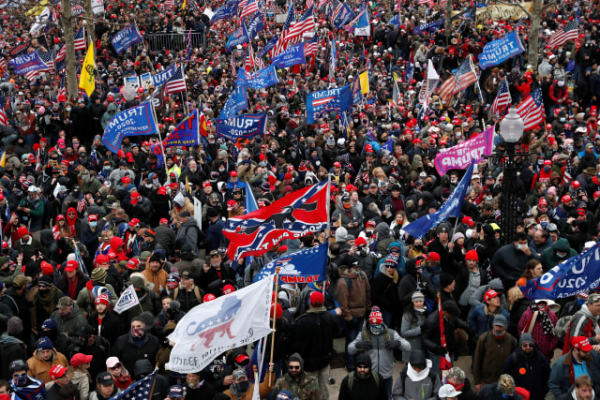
[382,377,393,400]
[344,317,364,370]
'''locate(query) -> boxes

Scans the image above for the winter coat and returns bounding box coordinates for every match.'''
[291,307,338,371]
[0,332,26,378]
[338,371,388,400]
[112,332,160,374]
[567,304,600,345]
[71,368,90,400]
[503,347,551,400]
[336,267,371,321]
[548,351,600,400]
[348,325,411,379]
[540,238,577,270]
[392,361,441,400]
[491,243,533,288]
[272,371,320,400]
[371,264,400,313]
[467,304,510,339]
[472,331,517,385]
[26,349,69,383]
[477,383,524,400]
[50,304,88,336]
[86,311,125,347]
[142,265,169,295]
[400,308,426,362]
[422,310,467,358]
[223,372,275,400]
[517,307,558,360]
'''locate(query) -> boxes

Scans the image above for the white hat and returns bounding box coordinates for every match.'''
[439,384,462,398]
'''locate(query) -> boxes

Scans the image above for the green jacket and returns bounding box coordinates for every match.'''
[271,372,320,400]
[540,238,578,270]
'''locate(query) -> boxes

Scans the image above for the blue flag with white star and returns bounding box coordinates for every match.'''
[110,369,157,400]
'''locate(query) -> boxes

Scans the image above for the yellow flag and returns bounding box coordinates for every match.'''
[79,42,95,97]
[359,71,369,94]
[182,0,187,10]
[25,0,48,16]
[0,151,6,168]
[393,72,399,83]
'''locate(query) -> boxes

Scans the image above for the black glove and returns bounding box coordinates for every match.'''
[384,340,396,350]
[355,340,372,350]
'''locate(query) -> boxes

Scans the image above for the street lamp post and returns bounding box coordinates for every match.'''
[499,107,524,245]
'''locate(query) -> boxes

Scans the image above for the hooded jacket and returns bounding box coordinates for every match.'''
[503,346,550,400]
[0,332,26,378]
[101,103,118,129]
[272,353,320,400]
[27,348,69,383]
[336,267,371,321]
[392,359,440,400]
[338,353,387,400]
[348,322,411,379]
[50,303,88,336]
[540,238,578,270]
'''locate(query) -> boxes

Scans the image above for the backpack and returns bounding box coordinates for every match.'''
[173,286,202,304]
[175,224,204,255]
[347,371,380,391]
[554,315,574,342]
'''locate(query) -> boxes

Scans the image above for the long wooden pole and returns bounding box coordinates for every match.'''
[268,267,280,385]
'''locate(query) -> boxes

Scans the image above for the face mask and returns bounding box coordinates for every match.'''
[66,107,71,112]
[104,166,111,171]
[90,221,97,228]
[556,251,568,258]
[543,166,551,173]
[540,221,548,228]
[560,117,566,123]
[14,375,28,387]
[145,183,153,189]
[219,167,225,173]
[130,326,145,338]
[232,381,250,394]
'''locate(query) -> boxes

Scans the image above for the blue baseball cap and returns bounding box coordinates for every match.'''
[35,336,53,350]
[41,318,57,330]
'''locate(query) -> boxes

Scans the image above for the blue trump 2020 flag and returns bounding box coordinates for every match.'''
[164,109,200,147]
[402,163,474,239]
[214,113,267,142]
[152,64,177,89]
[9,51,49,76]
[255,243,328,284]
[102,102,158,153]
[211,0,238,23]
[236,65,279,89]
[413,19,444,35]
[111,23,143,55]
[272,43,305,69]
[306,85,352,124]
[220,85,249,119]
[333,3,355,28]
[478,31,525,70]
[523,243,600,300]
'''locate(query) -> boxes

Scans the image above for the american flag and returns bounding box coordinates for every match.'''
[304,34,319,56]
[0,57,7,73]
[286,6,314,45]
[516,87,545,131]
[0,109,7,126]
[438,57,478,103]
[272,2,295,56]
[164,64,186,94]
[306,0,314,10]
[163,0,175,9]
[548,19,579,49]
[244,45,255,71]
[112,370,157,400]
[74,27,86,51]
[240,0,259,20]
[491,77,512,116]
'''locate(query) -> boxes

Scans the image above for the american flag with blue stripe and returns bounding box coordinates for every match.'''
[74,27,86,51]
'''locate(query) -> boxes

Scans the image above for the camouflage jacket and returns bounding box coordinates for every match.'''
[272,372,320,400]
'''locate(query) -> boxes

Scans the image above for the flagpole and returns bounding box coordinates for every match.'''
[268,267,280,386]
[147,371,158,399]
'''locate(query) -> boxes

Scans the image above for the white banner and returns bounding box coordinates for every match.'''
[113,285,140,314]
[418,60,440,110]
[166,278,273,373]
[91,0,104,15]
[193,197,202,231]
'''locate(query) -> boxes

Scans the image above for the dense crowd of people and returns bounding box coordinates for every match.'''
[0,0,600,398]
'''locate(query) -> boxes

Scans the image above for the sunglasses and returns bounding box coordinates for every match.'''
[288,365,301,370]
[522,343,535,348]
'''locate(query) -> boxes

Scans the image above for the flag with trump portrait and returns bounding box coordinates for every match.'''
[223,180,329,261]
[306,85,352,124]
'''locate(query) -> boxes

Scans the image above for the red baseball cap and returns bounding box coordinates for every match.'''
[121,176,131,184]
[95,254,110,265]
[159,218,169,225]
[310,291,324,306]
[571,336,593,352]
[49,365,67,380]
[223,284,236,295]
[65,260,79,272]
[355,236,368,247]
[425,252,441,262]
[128,218,140,227]
[369,307,383,325]
[126,258,140,270]
[41,261,54,276]
[462,216,475,227]
[203,293,216,302]
[484,289,499,303]
[70,353,93,367]
[230,170,238,177]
